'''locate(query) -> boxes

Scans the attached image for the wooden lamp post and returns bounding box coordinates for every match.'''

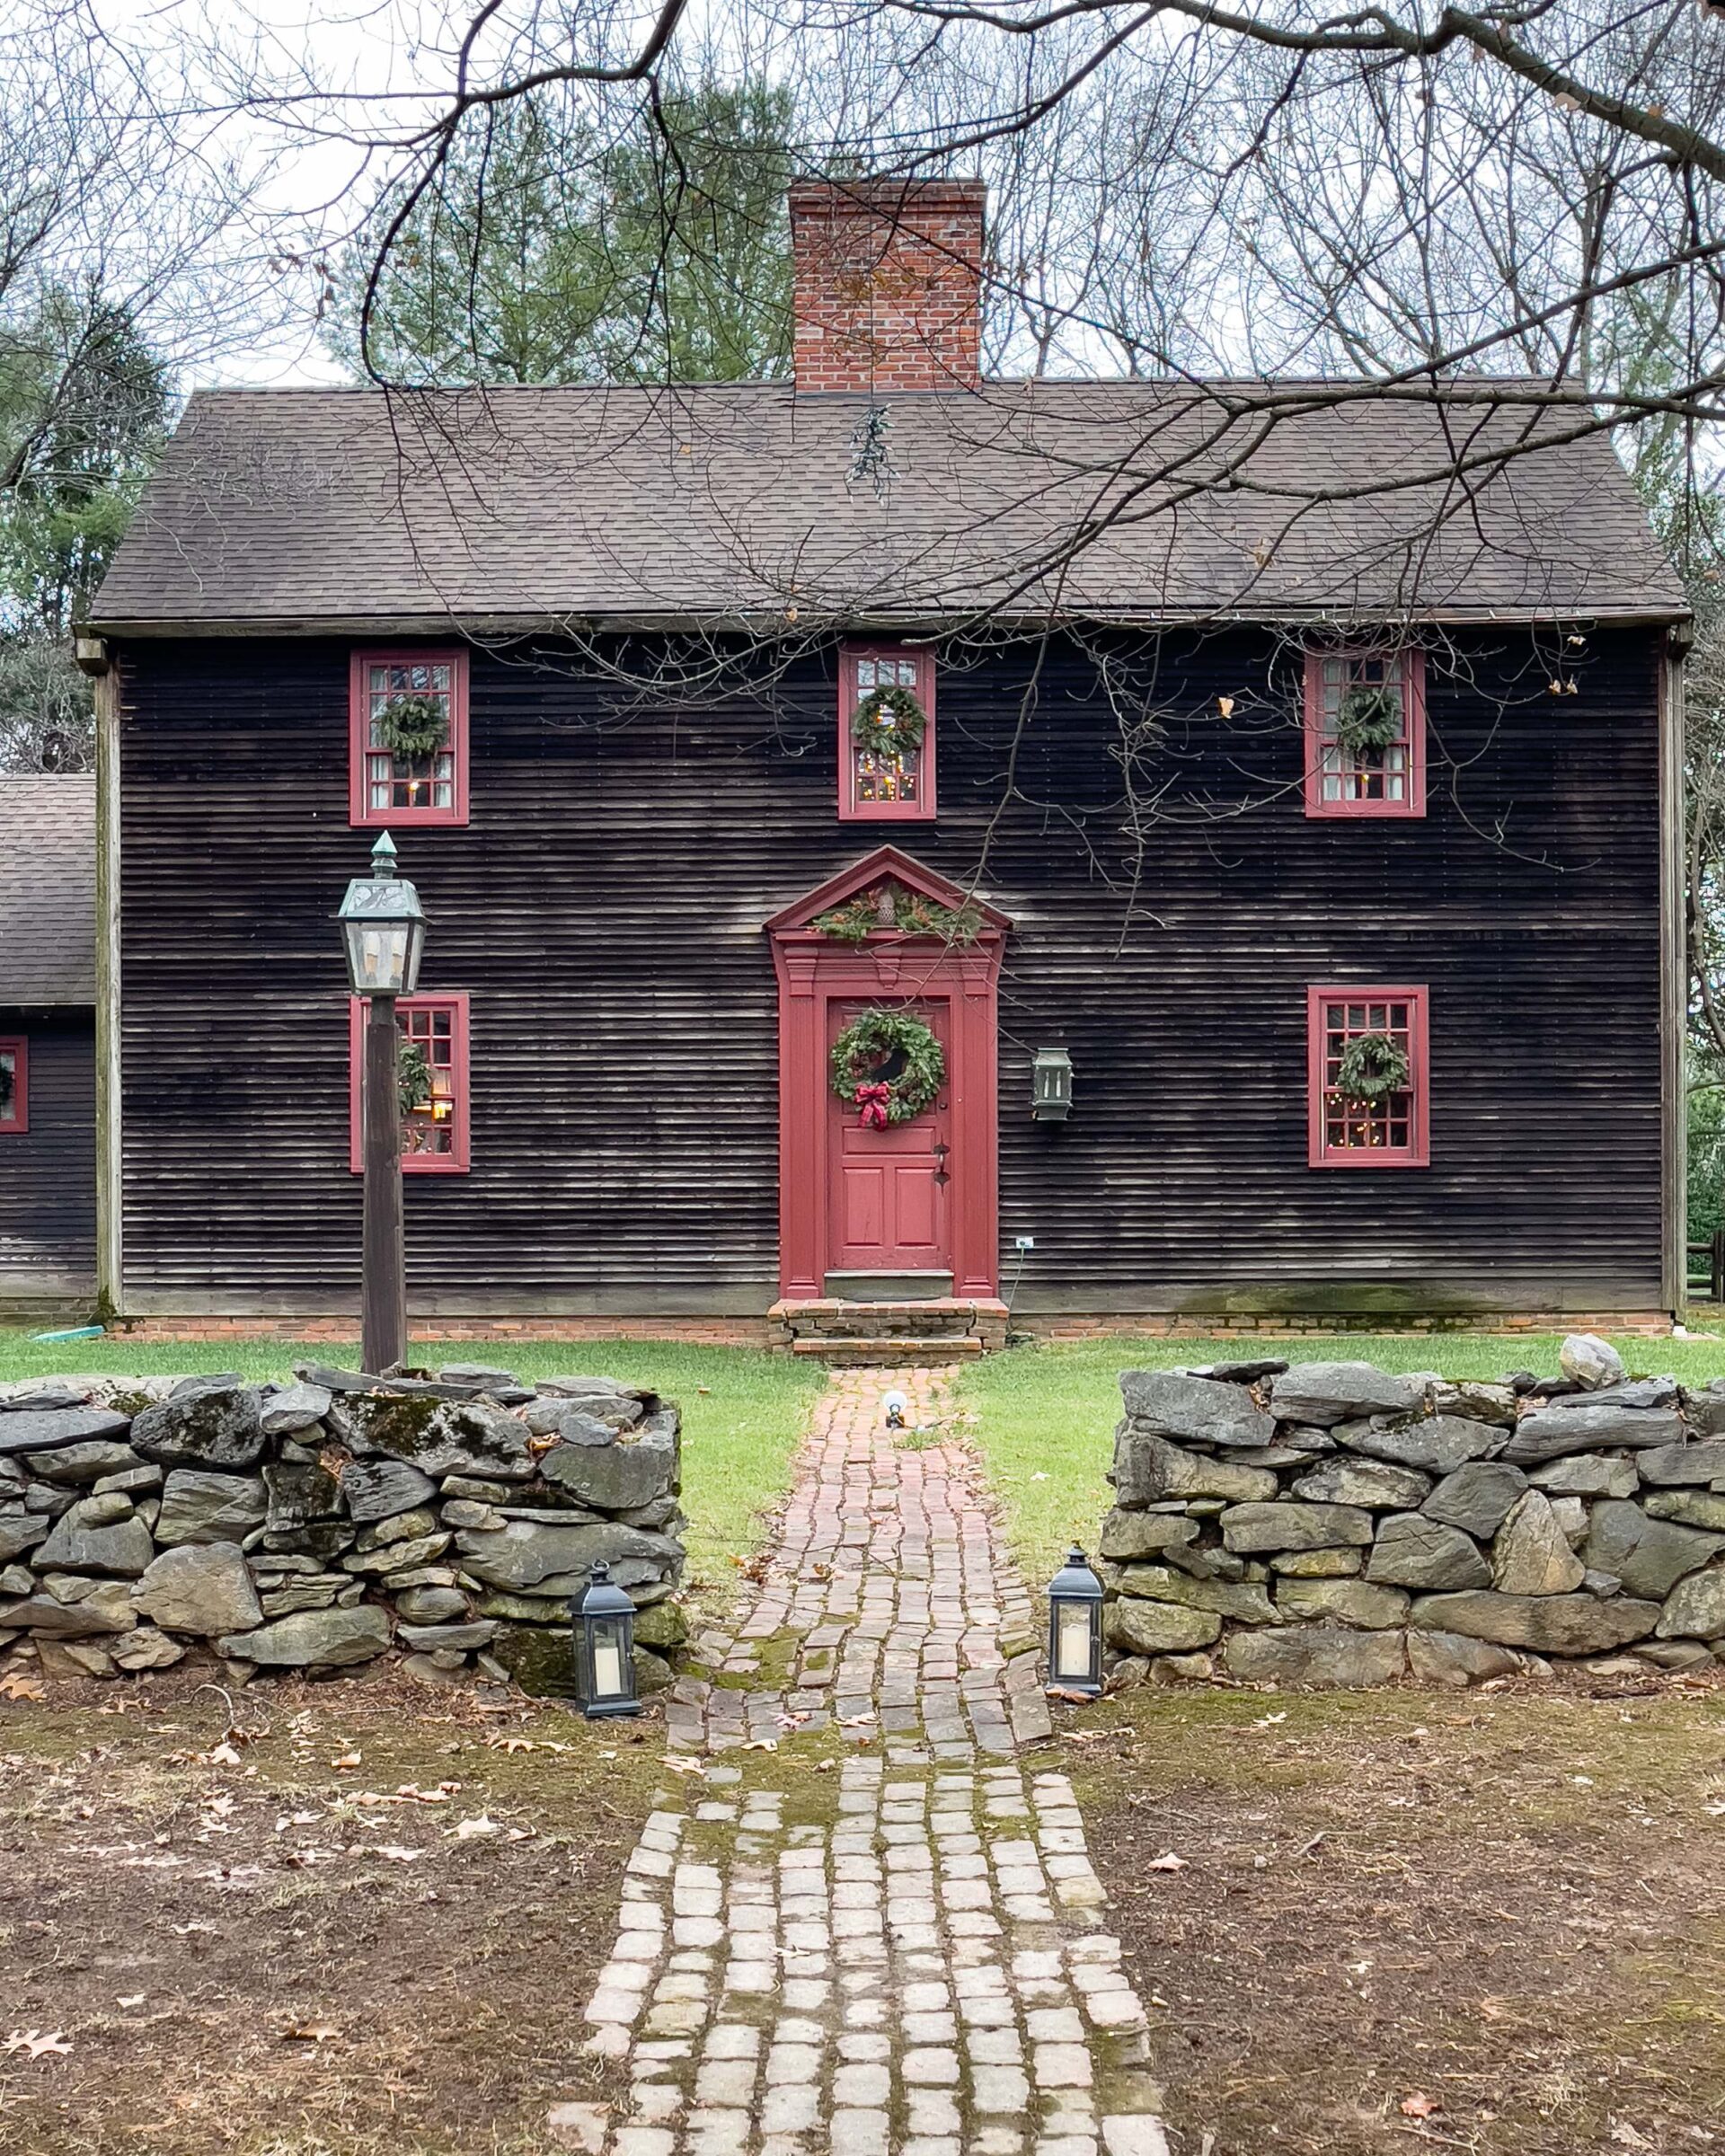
[337,831,426,1375]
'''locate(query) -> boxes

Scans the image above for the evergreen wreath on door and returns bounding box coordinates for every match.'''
[831,1009,945,1127]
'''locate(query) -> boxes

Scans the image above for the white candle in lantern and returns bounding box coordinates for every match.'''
[593,1635,624,1698]
[1057,1602,1092,1678]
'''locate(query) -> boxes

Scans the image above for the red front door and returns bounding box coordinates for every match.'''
[827,999,951,1274]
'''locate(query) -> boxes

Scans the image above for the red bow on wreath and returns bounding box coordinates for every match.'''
[854,1082,893,1130]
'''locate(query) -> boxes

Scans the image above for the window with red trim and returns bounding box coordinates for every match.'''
[349,994,470,1174]
[349,649,469,827]
[838,643,936,821]
[1307,985,1429,1168]
[0,1038,26,1134]
[1304,648,1425,817]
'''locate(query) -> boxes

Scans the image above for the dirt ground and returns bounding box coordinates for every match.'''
[0,1667,665,2156]
[1067,1668,1725,2156]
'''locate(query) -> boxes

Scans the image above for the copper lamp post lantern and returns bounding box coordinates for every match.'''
[337,831,426,1376]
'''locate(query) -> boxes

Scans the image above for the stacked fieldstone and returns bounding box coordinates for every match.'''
[0,1365,686,1693]
[1099,1336,1725,1688]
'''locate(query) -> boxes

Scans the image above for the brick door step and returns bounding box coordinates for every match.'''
[791,1335,986,1363]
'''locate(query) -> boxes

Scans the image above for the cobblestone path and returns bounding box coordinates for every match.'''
[561,1368,1170,2156]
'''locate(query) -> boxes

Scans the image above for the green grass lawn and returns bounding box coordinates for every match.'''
[958,1327,1725,1580]
[0,1330,825,1594]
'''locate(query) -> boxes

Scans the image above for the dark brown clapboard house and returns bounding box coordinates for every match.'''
[80,179,1690,1348]
[0,776,98,1314]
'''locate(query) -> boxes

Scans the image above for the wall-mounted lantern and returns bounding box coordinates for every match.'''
[1031,1047,1074,1121]
[570,1561,641,1719]
[1047,1545,1104,1695]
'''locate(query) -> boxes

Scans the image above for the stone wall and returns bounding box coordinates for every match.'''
[1099,1339,1725,1688]
[0,1364,686,1693]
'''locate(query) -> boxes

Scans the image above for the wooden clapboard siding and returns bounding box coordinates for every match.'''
[112,624,1664,1316]
[0,1007,97,1303]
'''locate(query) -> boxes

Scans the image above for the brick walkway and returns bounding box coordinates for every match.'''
[560,1368,1169,2156]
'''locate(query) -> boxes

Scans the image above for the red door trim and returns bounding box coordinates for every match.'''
[767,848,1007,1299]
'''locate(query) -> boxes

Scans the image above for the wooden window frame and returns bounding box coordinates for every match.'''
[349,993,471,1175]
[1303,646,1426,819]
[1306,984,1430,1169]
[349,648,471,828]
[0,1036,27,1135]
[837,641,937,823]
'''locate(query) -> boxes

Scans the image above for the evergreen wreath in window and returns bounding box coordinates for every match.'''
[375,693,449,761]
[1332,1030,1410,1102]
[851,683,928,758]
[1333,680,1403,761]
[398,1039,435,1118]
[830,1009,945,1128]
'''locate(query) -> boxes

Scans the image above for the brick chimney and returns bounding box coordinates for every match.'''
[789,179,985,393]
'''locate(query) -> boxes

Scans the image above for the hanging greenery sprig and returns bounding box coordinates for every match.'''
[830,1009,945,1127]
[375,694,448,761]
[1332,1031,1410,1101]
[813,884,981,945]
[1333,682,1402,760]
[398,1041,434,1118]
[851,685,927,758]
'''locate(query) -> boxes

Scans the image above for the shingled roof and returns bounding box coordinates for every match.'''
[89,378,1685,634]
[0,776,95,1005]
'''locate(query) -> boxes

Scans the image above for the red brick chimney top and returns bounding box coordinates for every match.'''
[788,179,986,394]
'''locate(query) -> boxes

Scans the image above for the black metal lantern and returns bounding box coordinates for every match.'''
[1047,1545,1104,1695]
[1031,1047,1074,1121]
[571,1561,641,1719]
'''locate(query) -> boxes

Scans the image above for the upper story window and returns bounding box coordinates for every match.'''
[1307,985,1429,1168]
[0,1038,26,1134]
[839,643,936,822]
[1304,647,1425,818]
[349,993,470,1174]
[349,649,470,828]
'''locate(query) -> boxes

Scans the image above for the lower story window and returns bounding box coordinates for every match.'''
[0,1038,25,1133]
[349,994,470,1173]
[1307,985,1429,1167]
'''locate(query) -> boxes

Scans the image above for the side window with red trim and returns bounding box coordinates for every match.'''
[1304,648,1425,818]
[349,650,470,827]
[839,644,936,821]
[349,994,471,1173]
[1307,986,1429,1167]
[0,1038,26,1134]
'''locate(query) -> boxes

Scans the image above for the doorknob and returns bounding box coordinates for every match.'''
[933,1141,950,1188]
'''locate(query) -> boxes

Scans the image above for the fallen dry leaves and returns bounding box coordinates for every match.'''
[5,2029,73,2059]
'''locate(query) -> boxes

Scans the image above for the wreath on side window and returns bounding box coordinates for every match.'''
[398,1040,434,1118]
[1332,1031,1410,1102]
[851,684,928,758]
[1334,682,1402,760]
[375,693,448,761]
[830,1009,945,1127]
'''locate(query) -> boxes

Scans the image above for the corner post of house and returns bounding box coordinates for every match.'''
[774,941,823,1298]
[1660,621,1689,1317]
[93,653,123,1321]
[951,937,1004,1299]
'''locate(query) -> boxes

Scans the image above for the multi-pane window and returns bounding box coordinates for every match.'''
[839,644,937,821]
[0,1038,25,1134]
[349,649,469,827]
[1307,986,1429,1168]
[349,994,470,1174]
[1304,648,1425,818]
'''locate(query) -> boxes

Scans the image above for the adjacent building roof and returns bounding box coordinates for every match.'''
[0,776,96,1005]
[90,379,1687,634]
